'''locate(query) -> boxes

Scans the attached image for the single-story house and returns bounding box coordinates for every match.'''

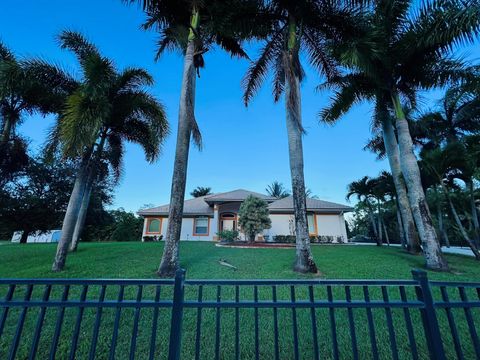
[138,189,352,242]
[11,230,61,243]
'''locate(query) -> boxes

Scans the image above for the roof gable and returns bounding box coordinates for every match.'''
[204,189,275,203]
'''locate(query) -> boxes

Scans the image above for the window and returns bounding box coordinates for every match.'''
[147,219,161,233]
[307,214,316,235]
[194,217,209,235]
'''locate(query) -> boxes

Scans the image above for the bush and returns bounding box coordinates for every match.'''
[217,229,239,242]
[272,235,296,243]
[238,195,271,242]
[143,235,163,242]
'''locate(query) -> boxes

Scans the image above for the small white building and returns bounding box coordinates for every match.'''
[11,230,61,243]
[138,189,352,243]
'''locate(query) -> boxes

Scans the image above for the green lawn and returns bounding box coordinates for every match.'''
[0,241,479,280]
[0,242,479,359]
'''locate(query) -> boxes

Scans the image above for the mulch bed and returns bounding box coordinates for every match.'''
[216,242,295,248]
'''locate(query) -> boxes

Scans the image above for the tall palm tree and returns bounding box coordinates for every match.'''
[242,0,359,273]
[266,181,290,199]
[51,31,168,271]
[320,0,480,270]
[346,176,382,245]
[130,0,260,277]
[0,42,75,145]
[321,83,422,253]
[420,143,480,259]
[416,85,480,245]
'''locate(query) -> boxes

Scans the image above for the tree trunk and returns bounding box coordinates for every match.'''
[52,154,91,271]
[396,201,406,248]
[441,183,480,260]
[69,174,93,252]
[434,187,450,247]
[69,132,106,252]
[20,230,30,244]
[382,219,390,245]
[157,11,198,277]
[381,116,421,254]
[468,180,480,248]
[391,94,448,270]
[366,201,381,245]
[376,201,383,244]
[284,17,317,274]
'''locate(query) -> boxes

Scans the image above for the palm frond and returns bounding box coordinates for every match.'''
[242,28,284,106]
[58,30,101,67]
[0,41,15,62]
[116,67,154,90]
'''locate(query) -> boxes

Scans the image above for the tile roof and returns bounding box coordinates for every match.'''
[268,196,353,212]
[138,190,353,216]
[138,195,213,216]
[204,189,276,202]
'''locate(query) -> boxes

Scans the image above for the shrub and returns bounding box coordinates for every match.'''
[217,229,239,242]
[272,235,296,243]
[238,195,271,242]
[143,235,163,242]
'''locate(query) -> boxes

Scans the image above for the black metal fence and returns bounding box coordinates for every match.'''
[0,270,479,359]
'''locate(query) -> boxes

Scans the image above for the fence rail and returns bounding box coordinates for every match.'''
[0,270,479,359]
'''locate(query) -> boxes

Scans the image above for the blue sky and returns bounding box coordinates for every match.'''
[1,0,478,212]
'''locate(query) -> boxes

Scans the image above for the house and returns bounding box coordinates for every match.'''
[139,189,352,242]
[11,230,61,243]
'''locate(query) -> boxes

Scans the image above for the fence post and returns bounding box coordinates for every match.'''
[168,268,186,360]
[411,269,446,360]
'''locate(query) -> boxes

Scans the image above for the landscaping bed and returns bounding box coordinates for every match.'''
[216,241,295,248]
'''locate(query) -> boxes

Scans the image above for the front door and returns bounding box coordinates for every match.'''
[220,213,236,231]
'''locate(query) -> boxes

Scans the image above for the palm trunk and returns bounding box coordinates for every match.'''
[366,201,380,244]
[441,183,480,260]
[52,153,92,271]
[157,9,199,277]
[69,132,106,252]
[468,180,480,248]
[381,116,421,254]
[391,94,448,270]
[285,16,317,274]
[376,201,383,244]
[382,219,390,245]
[69,173,93,252]
[434,186,450,247]
[396,201,406,248]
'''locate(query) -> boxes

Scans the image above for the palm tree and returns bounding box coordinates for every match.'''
[0,41,75,144]
[266,181,290,199]
[420,143,480,259]
[190,186,212,197]
[242,0,359,273]
[346,176,382,245]
[321,0,480,270]
[415,86,480,147]
[130,0,258,277]
[51,31,168,271]
[416,85,480,245]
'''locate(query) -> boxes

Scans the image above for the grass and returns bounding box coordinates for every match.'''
[0,241,479,280]
[0,242,479,359]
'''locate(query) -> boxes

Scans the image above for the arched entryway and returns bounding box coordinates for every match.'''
[220,212,237,231]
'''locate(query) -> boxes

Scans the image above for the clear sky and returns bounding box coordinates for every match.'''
[1,0,478,212]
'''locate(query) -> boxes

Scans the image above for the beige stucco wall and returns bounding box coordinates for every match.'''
[316,214,348,242]
[142,216,213,241]
[142,212,348,242]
